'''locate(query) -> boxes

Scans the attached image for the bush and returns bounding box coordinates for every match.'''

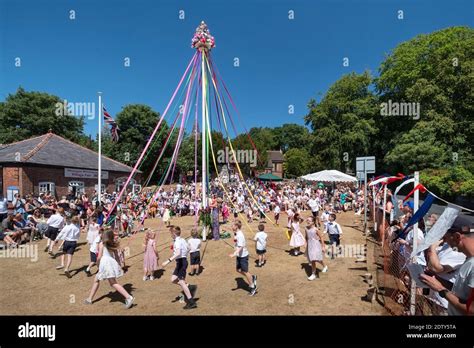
[420,166,474,198]
[460,179,474,196]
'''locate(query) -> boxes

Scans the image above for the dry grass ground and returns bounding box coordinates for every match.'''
[0,210,386,315]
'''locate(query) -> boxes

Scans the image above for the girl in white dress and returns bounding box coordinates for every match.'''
[289,213,306,256]
[86,216,100,245]
[84,229,134,309]
[163,205,171,227]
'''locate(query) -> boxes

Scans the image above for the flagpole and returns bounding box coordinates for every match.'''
[97,92,102,207]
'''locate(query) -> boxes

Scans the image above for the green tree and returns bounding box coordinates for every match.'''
[284,148,312,178]
[421,166,474,198]
[384,122,449,172]
[304,71,379,171]
[272,123,313,152]
[101,104,171,184]
[375,26,474,171]
[231,128,275,170]
[175,134,196,178]
[0,87,87,144]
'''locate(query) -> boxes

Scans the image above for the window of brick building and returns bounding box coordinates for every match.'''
[39,182,55,195]
[115,177,136,193]
[68,181,85,197]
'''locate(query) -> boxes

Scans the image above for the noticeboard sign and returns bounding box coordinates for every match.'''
[356,156,376,174]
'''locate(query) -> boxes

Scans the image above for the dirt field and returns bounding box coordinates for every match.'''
[0,210,386,315]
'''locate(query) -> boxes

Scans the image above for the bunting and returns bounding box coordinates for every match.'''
[401,193,436,235]
[403,183,427,202]
[369,173,405,187]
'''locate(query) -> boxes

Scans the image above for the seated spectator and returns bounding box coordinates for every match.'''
[24,196,36,216]
[0,224,17,248]
[32,208,49,238]
[13,213,31,243]
[26,214,40,241]
[2,213,22,243]
[12,193,26,216]
[13,213,27,228]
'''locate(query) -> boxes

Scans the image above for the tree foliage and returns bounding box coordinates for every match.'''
[284,148,312,178]
[421,167,474,198]
[100,104,171,184]
[304,71,378,172]
[0,87,87,145]
[375,26,474,170]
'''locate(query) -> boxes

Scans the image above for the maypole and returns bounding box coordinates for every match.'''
[201,53,207,241]
[192,21,215,240]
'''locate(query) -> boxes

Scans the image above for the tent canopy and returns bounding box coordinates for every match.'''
[300,170,357,183]
[258,173,283,181]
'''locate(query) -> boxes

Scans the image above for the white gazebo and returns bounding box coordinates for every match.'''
[300,170,357,183]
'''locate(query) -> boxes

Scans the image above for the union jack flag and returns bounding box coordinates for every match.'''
[103,106,120,142]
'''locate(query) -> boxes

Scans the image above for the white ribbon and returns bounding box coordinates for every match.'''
[394,178,415,203]
[411,206,460,258]
[369,176,398,187]
[393,178,415,218]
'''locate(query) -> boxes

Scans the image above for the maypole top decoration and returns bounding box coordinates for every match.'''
[191,21,215,51]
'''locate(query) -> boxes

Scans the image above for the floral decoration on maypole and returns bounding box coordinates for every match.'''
[191,21,216,51]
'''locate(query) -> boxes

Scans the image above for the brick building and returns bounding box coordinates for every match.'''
[0,132,141,200]
[264,150,284,178]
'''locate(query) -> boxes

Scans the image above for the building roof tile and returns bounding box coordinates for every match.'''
[0,133,138,173]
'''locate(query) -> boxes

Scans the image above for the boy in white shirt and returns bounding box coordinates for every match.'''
[44,208,65,255]
[162,226,197,310]
[308,195,321,227]
[254,224,268,267]
[325,213,343,259]
[55,216,81,278]
[188,228,202,276]
[320,204,331,230]
[229,220,258,296]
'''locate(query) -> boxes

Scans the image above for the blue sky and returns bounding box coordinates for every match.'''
[1,0,472,137]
